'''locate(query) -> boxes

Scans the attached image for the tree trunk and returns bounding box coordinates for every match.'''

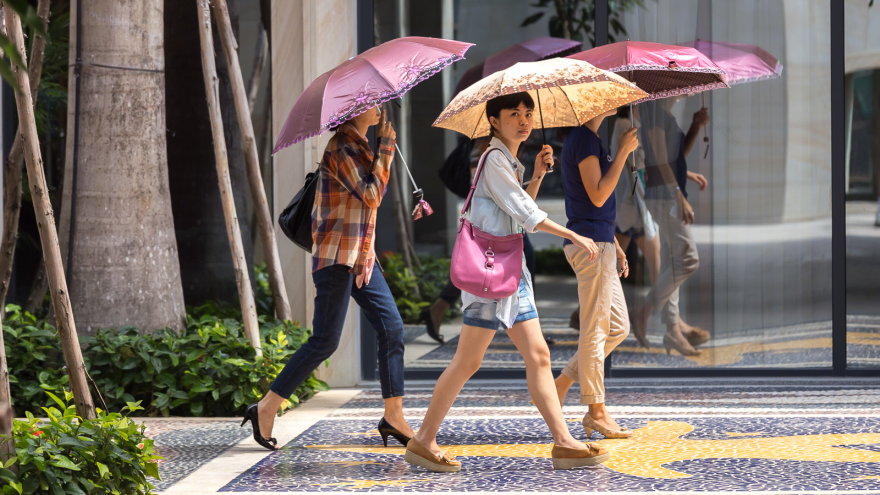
[246,26,266,116]
[5,6,95,420]
[195,0,261,355]
[0,0,51,317]
[57,0,186,334]
[164,0,255,308]
[24,258,47,315]
[211,0,290,322]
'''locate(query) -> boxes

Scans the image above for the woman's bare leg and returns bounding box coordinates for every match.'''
[383,396,415,438]
[508,318,585,449]
[412,325,495,456]
[554,374,575,405]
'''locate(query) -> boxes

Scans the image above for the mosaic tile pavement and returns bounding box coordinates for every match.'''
[144,420,250,491]
[407,316,880,369]
[219,416,880,492]
[151,381,879,493]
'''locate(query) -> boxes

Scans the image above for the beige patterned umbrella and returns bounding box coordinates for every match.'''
[434,58,648,139]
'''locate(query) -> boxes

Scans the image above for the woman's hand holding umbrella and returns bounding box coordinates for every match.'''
[376,108,397,142]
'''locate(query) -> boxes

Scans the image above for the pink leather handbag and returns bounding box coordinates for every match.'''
[450,148,524,299]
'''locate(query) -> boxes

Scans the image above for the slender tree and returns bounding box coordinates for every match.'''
[195,0,261,355]
[211,0,291,322]
[4,3,95,420]
[0,0,51,317]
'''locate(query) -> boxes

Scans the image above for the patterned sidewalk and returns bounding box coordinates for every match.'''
[152,379,880,494]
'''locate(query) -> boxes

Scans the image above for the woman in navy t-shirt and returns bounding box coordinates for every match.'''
[552,109,638,440]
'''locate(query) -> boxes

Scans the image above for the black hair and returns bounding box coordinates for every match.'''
[485,92,535,138]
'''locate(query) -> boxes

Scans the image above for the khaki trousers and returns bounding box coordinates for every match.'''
[561,243,629,404]
[645,198,700,324]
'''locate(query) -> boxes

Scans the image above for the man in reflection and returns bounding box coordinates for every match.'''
[628,95,711,356]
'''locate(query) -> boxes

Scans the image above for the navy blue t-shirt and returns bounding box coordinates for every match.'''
[560,126,616,244]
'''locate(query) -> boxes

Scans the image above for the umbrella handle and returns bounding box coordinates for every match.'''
[375,104,420,193]
[536,87,546,145]
[396,142,420,192]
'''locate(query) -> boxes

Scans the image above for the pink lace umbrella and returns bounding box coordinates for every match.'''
[273,37,473,220]
[680,40,782,85]
[567,40,729,103]
[568,41,729,185]
[454,37,582,96]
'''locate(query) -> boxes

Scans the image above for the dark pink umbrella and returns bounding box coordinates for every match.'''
[454,37,582,96]
[273,37,473,153]
[680,40,782,85]
[567,40,729,103]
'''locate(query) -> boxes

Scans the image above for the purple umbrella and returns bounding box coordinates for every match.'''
[453,37,582,96]
[273,37,473,153]
[680,40,783,85]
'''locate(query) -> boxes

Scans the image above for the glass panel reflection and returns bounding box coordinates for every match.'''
[845,1,880,369]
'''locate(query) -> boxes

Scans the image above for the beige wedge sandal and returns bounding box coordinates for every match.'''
[550,443,611,470]
[404,438,462,473]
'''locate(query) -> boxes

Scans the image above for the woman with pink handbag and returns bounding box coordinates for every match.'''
[405,93,608,473]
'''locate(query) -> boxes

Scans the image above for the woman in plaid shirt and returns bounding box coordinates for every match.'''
[246,107,414,450]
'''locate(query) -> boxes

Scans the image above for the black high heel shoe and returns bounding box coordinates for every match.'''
[241,403,278,451]
[419,308,445,344]
[377,418,411,447]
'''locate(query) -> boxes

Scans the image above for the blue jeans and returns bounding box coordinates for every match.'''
[269,264,405,399]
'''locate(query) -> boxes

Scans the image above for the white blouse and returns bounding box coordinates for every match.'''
[460,137,549,329]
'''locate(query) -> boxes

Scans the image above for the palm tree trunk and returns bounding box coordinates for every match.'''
[57,0,187,335]
[5,5,95,420]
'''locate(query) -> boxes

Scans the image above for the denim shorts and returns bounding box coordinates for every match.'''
[462,277,538,331]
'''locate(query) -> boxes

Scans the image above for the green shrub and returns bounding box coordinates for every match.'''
[3,305,327,418]
[380,252,460,324]
[534,247,575,276]
[0,392,160,495]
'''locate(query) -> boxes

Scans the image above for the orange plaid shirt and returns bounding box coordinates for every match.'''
[311,123,394,286]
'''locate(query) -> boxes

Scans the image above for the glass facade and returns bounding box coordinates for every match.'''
[845,1,880,369]
[361,0,869,376]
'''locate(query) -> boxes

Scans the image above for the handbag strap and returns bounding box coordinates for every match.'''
[460,147,503,216]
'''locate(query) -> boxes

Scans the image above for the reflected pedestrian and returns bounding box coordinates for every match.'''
[630,97,711,356]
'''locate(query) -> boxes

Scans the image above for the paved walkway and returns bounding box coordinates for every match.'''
[153,379,880,494]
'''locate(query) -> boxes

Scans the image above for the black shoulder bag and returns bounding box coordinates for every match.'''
[278,168,320,252]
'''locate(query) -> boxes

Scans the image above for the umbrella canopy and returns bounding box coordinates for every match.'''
[567,40,729,103]
[434,58,648,139]
[454,37,582,95]
[273,37,473,153]
[680,40,782,85]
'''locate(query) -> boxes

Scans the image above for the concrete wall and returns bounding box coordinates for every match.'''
[271,0,361,388]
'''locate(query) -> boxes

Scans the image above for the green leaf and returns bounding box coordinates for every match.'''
[0,467,17,482]
[44,391,66,410]
[96,461,110,479]
[49,454,81,471]
[144,460,160,480]
[56,436,87,449]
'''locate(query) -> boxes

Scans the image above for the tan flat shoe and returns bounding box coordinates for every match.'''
[686,326,710,347]
[404,438,461,473]
[582,414,633,439]
[551,443,611,470]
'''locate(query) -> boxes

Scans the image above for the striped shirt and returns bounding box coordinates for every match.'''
[311,123,394,287]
